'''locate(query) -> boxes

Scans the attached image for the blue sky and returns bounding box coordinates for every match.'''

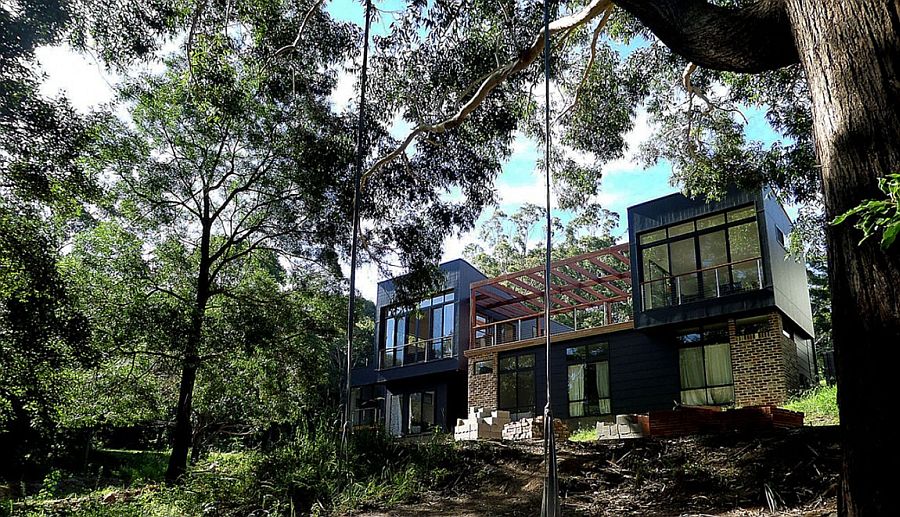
[33,0,788,301]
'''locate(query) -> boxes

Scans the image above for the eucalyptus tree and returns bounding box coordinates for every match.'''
[92,0,503,481]
[358,1,896,512]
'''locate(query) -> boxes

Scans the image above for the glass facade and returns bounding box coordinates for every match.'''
[677,325,734,405]
[566,342,611,417]
[639,205,763,310]
[498,353,535,420]
[380,291,455,368]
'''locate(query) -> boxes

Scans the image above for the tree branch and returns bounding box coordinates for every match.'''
[555,5,614,123]
[360,0,613,188]
[611,0,798,73]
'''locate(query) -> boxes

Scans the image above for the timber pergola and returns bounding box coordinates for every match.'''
[469,243,633,350]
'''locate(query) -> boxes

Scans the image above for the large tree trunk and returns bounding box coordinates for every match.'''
[784,2,900,515]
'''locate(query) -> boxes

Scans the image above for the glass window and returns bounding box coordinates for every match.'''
[668,221,695,238]
[699,230,729,298]
[697,213,726,230]
[385,318,396,349]
[379,291,455,368]
[670,237,699,303]
[567,342,611,417]
[678,333,734,406]
[735,316,770,336]
[474,359,493,375]
[640,228,666,244]
[727,206,756,222]
[728,221,761,262]
[409,391,435,434]
[498,353,535,420]
[643,243,670,280]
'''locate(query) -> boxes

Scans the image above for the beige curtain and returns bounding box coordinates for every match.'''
[595,361,610,398]
[568,364,585,416]
[704,343,733,386]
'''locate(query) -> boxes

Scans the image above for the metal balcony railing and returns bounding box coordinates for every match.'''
[378,335,454,369]
[471,300,632,349]
[640,257,764,311]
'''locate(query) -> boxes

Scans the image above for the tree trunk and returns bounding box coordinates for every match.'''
[784,1,900,515]
[165,211,212,482]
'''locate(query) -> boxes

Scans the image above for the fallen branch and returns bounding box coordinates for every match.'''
[360,0,613,188]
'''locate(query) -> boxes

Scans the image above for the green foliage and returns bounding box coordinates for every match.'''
[10,427,465,516]
[832,173,900,249]
[785,385,839,427]
[568,427,598,442]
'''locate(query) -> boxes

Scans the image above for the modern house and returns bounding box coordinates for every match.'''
[350,189,816,435]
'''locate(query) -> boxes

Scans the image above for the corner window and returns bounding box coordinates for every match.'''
[498,353,535,420]
[677,325,734,406]
[380,291,455,368]
[566,343,611,417]
[638,204,763,310]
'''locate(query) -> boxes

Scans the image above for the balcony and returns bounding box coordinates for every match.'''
[379,335,454,369]
[470,244,633,351]
[641,257,763,311]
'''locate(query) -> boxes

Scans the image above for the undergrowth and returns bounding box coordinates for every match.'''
[4,425,466,516]
[785,384,839,426]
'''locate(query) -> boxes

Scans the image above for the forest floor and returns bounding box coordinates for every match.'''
[356,425,840,517]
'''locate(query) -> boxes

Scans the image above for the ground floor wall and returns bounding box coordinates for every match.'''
[465,310,815,422]
[354,372,467,436]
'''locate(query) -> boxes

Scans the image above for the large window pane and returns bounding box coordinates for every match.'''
[442,303,454,337]
[643,243,670,280]
[593,361,610,398]
[704,343,733,386]
[679,347,706,389]
[396,316,406,346]
[498,372,516,408]
[431,306,443,341]
[568,364,585,403]
[422,391,435,427]
[385,318,396,348]
[670,238,699,303]
[728,221,761,262]
[518,370,535,408]
[699,230,728,267]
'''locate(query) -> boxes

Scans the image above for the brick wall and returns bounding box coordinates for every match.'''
[781,335,803,394]
[729,312,789,406]
[467,352,498,412]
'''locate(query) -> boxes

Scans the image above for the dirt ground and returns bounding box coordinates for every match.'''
[355,426,840,517]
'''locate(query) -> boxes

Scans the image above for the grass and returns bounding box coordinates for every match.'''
[568,427,598,442]
[785,384,839,426]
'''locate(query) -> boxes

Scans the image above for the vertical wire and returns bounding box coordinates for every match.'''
[540,1,560,516]
[343,0,374,452]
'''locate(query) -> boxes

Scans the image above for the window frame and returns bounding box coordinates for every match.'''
[378,291,456,369]
[497,352,536,420]
[565,342,612,418]
[637,204,763,310]
[408,390,436,434]
[676,325,735,406]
